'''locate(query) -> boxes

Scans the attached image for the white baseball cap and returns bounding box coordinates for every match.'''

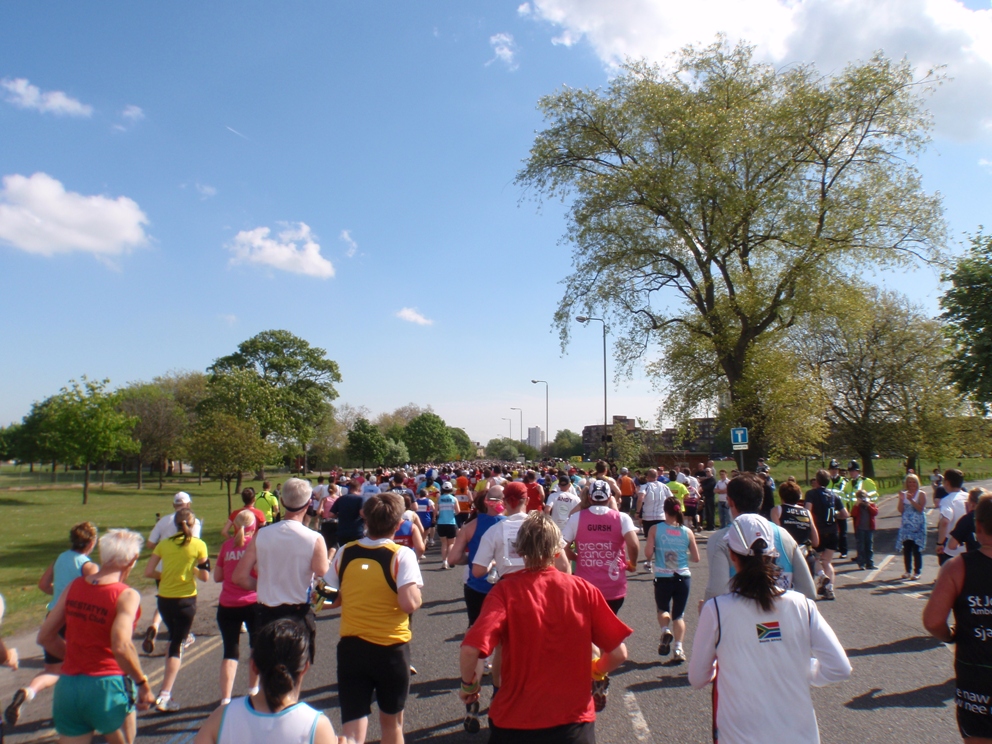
[725,514,779,557]
[173,492,192,505]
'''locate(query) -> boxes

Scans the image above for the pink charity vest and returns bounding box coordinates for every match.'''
[575,509,627,600]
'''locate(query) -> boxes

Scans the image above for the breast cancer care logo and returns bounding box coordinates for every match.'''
[756,621,782,643]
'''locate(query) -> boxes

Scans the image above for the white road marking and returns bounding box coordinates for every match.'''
[864,554,894,583]
[624,691,653,742]
[147,636,223,688]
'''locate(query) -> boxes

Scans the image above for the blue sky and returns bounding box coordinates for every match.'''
[2,1,991,446]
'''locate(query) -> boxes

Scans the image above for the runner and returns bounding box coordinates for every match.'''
[436,481,459,569]
[618,467,637,517]
[454,473,474,528]
[688,514,851,744]
[805,470,848,601]
[221,488,266,537]
[318,480,339,561]
[192,619,337,744]
[562,479,639,615]
[644,498,699,663]
[773,480,819,581]
[545,474,581,532]
[253,481,280,525]
[38,529,155,744]
[5,521,99,728]
[214,511,259,706]
[923,493,992,742]
[333,480,367,549]
[233,478,329,664]
[459,513,633,743]
[414,485,437,550]
[144,507,210,712]
[637,469,674,570]
[323,492,424,744]
[449,489,506,627]
[142,492,203,655]
[937,469,969,567]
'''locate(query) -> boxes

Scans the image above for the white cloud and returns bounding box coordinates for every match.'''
[121,104,144,122]
[0,172,149,257]
[396,307,433,325]
[228,222,334,279]
[518,3,532,16]
[522,0,992,140]
[487,32,519,71]
[0,77,92,117]
[219,313,238,325]
[981,158,992,172]
[339,229,358,257]
[195,183,217,200]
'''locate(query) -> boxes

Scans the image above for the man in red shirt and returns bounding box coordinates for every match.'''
[222,487,267,537]
[459,513,631,743]
[523,471,546,512]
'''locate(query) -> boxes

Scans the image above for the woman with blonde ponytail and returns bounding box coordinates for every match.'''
[214,510,259,705]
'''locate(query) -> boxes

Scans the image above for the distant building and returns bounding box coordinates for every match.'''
[527,426,545,450]
[580,415,720,463]
[582,416,639,460]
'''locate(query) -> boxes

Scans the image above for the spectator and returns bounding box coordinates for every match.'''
[896,474,927,579]
[850,490,879,570]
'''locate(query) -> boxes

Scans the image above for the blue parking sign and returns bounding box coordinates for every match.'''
[731,427,748,445]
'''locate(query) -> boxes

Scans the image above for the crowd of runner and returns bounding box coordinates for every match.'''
[1,458,990,743]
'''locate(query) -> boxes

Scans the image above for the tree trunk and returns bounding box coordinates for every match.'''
[29,461,34,474]
[178,460,183,475]
[227,478,233,515]
[82,462,90,504]
[159,456,165,489]
[101,461,106,490]
[137,456,143,490]
[198,465,202,486]
[51,459,56,482]
[856,449,876,479]
[906,454,919,475]
[235,471,243,495]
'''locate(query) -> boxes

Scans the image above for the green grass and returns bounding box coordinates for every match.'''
[0,473,292,634]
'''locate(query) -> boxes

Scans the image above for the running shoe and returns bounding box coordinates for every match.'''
[592,677,610,712]
[840,553,848,559]
[659,629,674,657]
[441,561,450,570]
[142,626,157,654]
[643,561,652,573]
[4,688,27,726]
[183,632,196,650]
[155,696,181,713]
[823,586,836,601]
[672,647,687,664]
[463,701,481,734]
[409,665,418,675]
[912,573,922,581]
[866,563,876,570]
[901,572,912,580]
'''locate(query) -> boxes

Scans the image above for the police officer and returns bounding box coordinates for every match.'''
[826,460,848,558]
[841,461,878,565]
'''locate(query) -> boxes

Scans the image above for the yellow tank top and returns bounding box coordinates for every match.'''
[338,542,411,645]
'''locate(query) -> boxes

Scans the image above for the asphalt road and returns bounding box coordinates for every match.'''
[4,484,978,744]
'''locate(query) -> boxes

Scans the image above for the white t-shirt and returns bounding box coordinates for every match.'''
[638,481,673,521]
[940,489,969,558]
[254,519,323,606]
[546,491,581,530]
[560,506,636,545]
[688,591,851,744]
[324,537,423,590]
[473,512,529,577]
[149,511,202,545]
[715,478,729,503]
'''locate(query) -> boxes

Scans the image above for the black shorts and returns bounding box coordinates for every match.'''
[489,721,595,744]
[605,597,625,615]
[157,595,197,659]
[337,636,411,722]
[464,585,488,627]
[455,512,471,527]
[255,603,317,663]
[683,504,698,518]
[320,520,338,546]
[817,528,839,552]
[653,574,690,620]
[436,524,457,539]
[216,604,256,660]
[642,519,663,536]
[620,496,633,513]
[957,691,992,739]
[44,624,66,665]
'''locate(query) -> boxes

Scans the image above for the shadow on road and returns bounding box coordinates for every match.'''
[846,635,944,658]
[845,679,955,710]
[625,675,692,692]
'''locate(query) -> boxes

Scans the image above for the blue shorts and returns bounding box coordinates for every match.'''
[53,674,134,737]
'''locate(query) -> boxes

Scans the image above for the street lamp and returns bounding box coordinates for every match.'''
[510,407,522,443]
[501,417,512,439]
[531,380,548,454]
[576,315,608,460]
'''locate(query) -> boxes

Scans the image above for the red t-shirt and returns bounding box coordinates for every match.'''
[463,568,632,730]
[61,577,140,677]
[525,483,545,512]
[229,506,267,528]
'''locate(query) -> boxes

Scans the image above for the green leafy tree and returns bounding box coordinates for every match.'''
[384,438,410,467]
[207,330,342,452]
[0,424,16,461]
[447,427,475,460]
[48,378,138,504]
[610,423,645,468]
[404,412,454,462]
[119,383,186,489]
[485,438,520,461]
[517,39,945,467]
[942,231,992,410]
[551,429,583,459]
[186,413,272,509]
[8,400,60,475]
[346,418,389,468]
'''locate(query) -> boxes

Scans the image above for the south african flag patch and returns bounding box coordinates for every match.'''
[756,621,782,643]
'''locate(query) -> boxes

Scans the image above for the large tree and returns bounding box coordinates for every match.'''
[517,40,945,466]
[346,418,389,469]
[186,413,271,508]
[119,382,186,489]
[404,412,454,463]
[550,429,583,459]
[942,231,992,411]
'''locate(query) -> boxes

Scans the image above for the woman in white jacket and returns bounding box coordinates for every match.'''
[688,513,851,744]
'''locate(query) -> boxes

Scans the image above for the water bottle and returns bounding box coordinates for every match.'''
[486,565,499,584]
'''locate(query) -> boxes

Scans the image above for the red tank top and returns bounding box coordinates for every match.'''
[61,577,140,676]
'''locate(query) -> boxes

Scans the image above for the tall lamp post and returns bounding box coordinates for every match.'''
[531,379,548,454]
[576,315,608,460]
[510,407,523,444]
[501,417,512,439]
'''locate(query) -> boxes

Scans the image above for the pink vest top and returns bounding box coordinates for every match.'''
[574,508,627,600]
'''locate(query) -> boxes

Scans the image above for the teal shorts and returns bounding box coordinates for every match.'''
[53,674,135,737]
